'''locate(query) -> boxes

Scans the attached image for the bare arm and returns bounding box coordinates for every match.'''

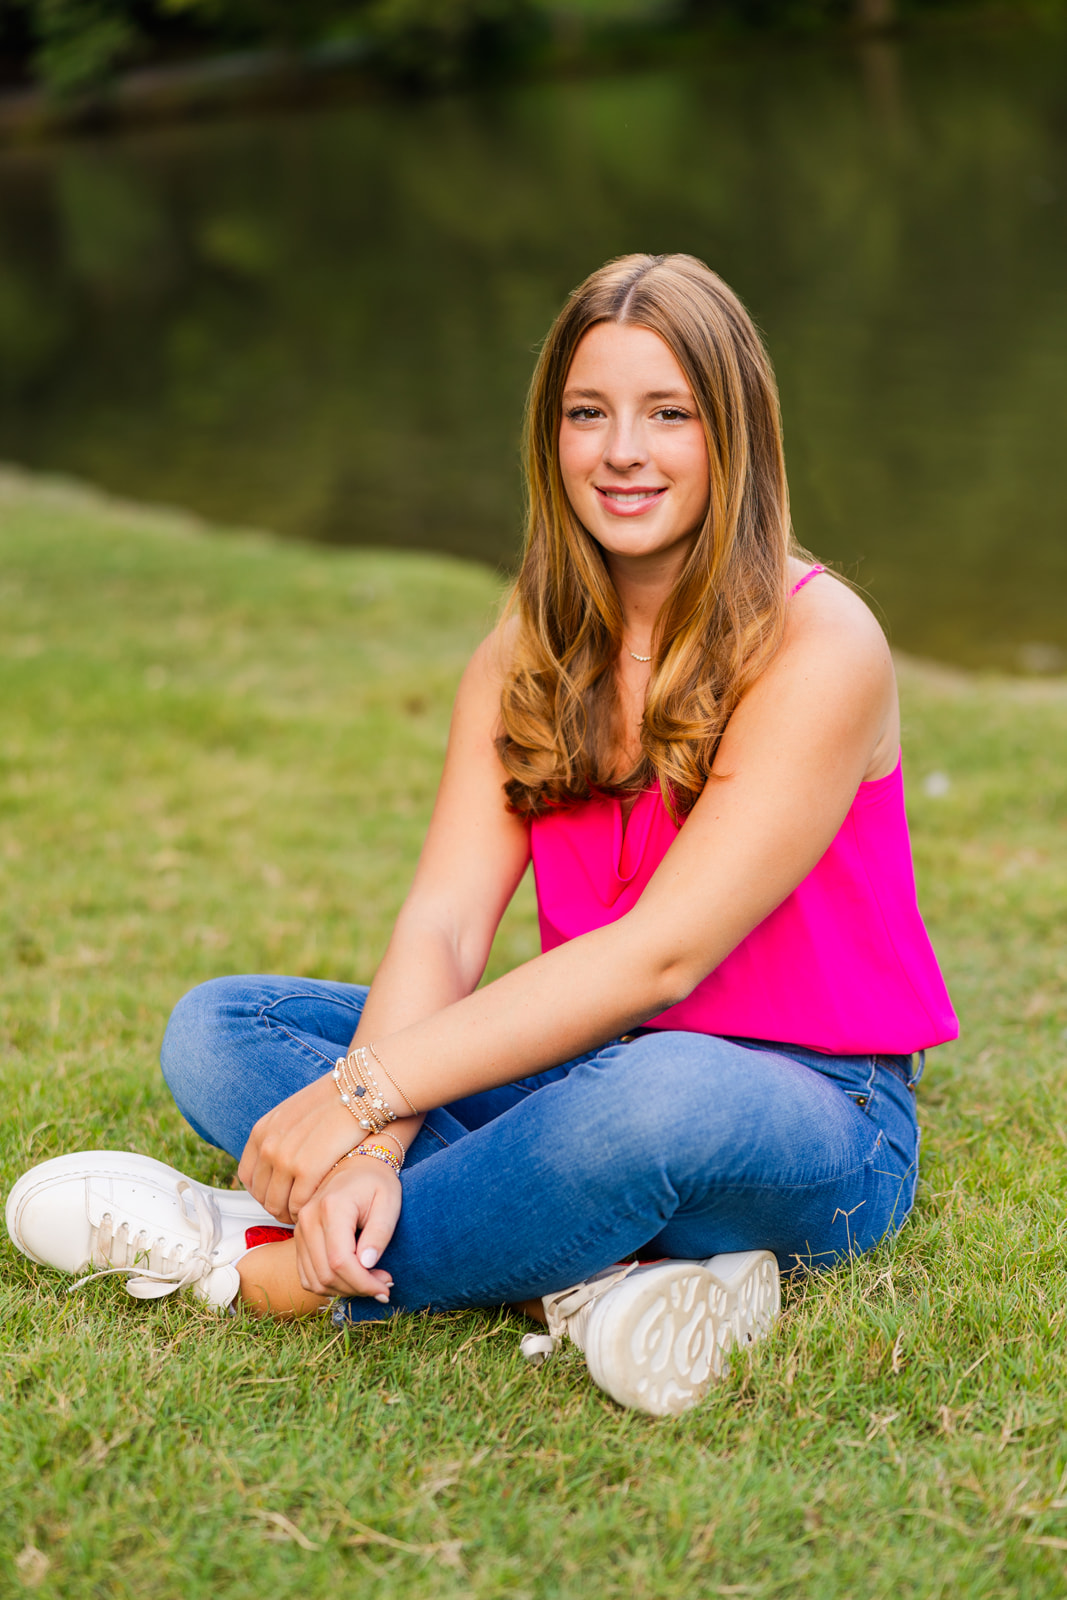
[237,633,532,1226]
[348,633,532,1044]
[331,573,898,1107]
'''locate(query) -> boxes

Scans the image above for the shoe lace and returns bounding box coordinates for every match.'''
[68,1180,224,1300]
[520,1262,640,1367]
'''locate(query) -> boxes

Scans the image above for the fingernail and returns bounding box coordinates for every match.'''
[360,1247,379,1268]
[374,1292,390,1303]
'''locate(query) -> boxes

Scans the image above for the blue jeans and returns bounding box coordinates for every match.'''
[160,975,923,1324]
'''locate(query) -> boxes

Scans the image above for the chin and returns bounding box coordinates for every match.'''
[596,528,683,558]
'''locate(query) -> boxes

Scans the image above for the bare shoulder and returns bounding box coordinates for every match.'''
[722,561,899,781]
[783,563,893,679]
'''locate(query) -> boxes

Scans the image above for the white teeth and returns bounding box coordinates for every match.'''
[604,491,660,504]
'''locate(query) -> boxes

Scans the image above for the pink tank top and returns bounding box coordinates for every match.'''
[529,569,959,1056]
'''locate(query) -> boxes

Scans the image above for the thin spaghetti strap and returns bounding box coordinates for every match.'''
[788,564,826,598]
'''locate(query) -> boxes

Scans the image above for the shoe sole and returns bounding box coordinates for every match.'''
[5,1149,277,1266]
[703,1248,781,1348]
[582,1250,779,1418]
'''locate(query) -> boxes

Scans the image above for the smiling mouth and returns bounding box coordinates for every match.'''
[596,487,666,506]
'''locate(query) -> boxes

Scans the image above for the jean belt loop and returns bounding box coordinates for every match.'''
[911,1049,926,1089]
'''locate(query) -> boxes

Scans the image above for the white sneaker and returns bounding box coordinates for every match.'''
[5,1151,285,1310]
[520,1250,780,1417]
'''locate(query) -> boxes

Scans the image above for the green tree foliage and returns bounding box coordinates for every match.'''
[29,0,139,96]
[2,0,544,95]
[2,0,1064,98]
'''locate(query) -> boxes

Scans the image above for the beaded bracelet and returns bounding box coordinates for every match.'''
[349,1143,403,1177]
[330,1140,405,1177]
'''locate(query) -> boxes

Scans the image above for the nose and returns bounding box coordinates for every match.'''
[603,413,648,474]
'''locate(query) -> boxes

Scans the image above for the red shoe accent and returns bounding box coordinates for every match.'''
[244,1225,295,1249]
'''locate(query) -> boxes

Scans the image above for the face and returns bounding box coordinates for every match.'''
[558,321,711,577]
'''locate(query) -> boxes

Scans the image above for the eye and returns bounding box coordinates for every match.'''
[654,407,690,423]
[565,406,604,422]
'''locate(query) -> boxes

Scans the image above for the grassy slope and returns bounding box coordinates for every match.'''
[1,468,1066,1599]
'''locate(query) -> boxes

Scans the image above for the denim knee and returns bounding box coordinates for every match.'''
[161,977,233,1103]
[521,1034,738,1205]
[158,978,228,1146]
[580,1033,757,1154]
[566,1031,886,1196]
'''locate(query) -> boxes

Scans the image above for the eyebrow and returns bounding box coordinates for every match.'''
[562,387,693,402]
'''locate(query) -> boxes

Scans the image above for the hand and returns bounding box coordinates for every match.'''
[238,1072,360,1224]
[294,1156,402,1300]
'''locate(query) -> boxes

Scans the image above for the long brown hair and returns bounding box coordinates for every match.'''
[498,252,799,819]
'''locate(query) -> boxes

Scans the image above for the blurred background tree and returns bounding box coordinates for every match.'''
[1,0,1063,100]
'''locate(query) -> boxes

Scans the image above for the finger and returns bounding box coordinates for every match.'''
[256,1177,294,1227]
[351,1181,402,1272]
[294,1223,330,1298]
[323,1231,383,1298]
[326,1261,394,1300]
[236,1144,260,1202]
[240,1140,290,1218]
[261,1157,298,1226]
[294,1202,336,1297]
[263,1181,294,1226]
[237,1115,268,1193]
[294,1195,388,1299]
[290,1166,332,1220]
[314,1259,394,1300]
[321,1198,392,1300]
[239,1150,272,1212]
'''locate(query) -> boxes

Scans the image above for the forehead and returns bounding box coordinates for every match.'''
[564,322,691,395]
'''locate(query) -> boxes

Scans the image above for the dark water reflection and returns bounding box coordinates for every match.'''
[0,29,1065,669]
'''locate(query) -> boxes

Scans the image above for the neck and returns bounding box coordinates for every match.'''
[605,553,681,659]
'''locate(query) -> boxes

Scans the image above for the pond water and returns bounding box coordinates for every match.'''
[0,26,1065,670]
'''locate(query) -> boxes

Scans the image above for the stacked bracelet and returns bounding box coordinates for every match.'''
[332,1045,399,1136]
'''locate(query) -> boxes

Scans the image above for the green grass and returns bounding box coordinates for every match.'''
[1,466,1066,1599]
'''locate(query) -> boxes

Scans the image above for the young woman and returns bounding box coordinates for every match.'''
[6,254,957,1417]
